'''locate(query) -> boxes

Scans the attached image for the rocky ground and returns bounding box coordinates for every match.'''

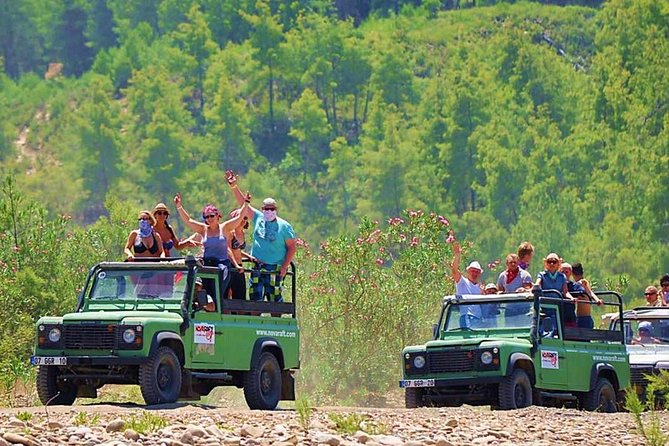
[0,403,663,446]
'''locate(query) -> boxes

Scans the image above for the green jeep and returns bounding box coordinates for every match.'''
[400,289,630,411]
[31,256,299,409]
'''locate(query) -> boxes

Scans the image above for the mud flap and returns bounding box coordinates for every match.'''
[281,370,295,400]
[179,370,202,400]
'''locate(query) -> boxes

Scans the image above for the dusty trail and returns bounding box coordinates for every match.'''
[0,402,660,445]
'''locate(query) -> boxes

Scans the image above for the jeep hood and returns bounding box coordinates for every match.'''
[425,337,532,349]
[627,345,669,367]
[50,311,184,324]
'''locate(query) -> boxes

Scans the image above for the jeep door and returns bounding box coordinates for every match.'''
[188,275,224,365]
[537,304,569,389]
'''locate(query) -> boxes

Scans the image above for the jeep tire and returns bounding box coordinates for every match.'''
[243,351,281,410]
[139,346,182,405]
[405,388,425,408]
[583,377,616,413]
[498,368,533,410]
[36,366,77,406]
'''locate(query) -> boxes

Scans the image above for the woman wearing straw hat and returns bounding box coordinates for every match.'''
[151,202,197,257]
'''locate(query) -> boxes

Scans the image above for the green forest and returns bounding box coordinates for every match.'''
[0,0,667,404]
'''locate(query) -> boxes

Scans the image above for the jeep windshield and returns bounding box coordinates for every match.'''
[613,318,669,345]
[444,298,533,332]
[88,268,187,301]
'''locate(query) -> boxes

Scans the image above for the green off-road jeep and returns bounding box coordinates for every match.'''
[31,256,299,409]
[400,289,630,411]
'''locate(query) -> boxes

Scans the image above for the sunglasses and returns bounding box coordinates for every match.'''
[138,217,150,221]
[262,207,276,211]
[204,214,217,219]
[546,259,558,265]
[662,283,669,287]
[645,292,657,296]
[154,210,168,216]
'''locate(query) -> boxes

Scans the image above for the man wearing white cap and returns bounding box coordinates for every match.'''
[226,171,296,302]
[450,241,484,327]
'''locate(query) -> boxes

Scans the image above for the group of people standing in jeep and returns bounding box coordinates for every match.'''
[123,170,296,303]
[450,240,604,329]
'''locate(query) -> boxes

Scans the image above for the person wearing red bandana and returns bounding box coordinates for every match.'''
[496,253,532,293]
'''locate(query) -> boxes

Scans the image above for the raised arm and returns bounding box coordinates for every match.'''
[226,170,258,214]
[174,193,207,233]
[451,241,462,283]
[221,201,251,232]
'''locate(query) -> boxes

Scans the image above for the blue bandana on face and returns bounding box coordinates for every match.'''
[139,220,152,237]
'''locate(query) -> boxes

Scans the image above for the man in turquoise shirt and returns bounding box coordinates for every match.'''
[226,171,297,302]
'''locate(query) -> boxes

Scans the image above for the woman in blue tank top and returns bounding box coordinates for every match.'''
[173,193,250,301]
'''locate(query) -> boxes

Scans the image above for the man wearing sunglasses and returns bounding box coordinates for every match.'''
[643,285,662,307]
[226,171,296,303]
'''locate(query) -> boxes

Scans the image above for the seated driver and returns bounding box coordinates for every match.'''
[194,277,215,312]
[631,321,662,345]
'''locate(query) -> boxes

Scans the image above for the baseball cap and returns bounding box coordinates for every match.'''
[639,321,652,332]
[485,283,497,291]
[195,277,203,286]
[262,197,277,207]
[466,261,482,272]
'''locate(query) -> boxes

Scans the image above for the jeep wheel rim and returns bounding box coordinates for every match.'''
[157,363,172,390]
[514,384,527,406]
[260,361,278,396]
[599,388,615,411]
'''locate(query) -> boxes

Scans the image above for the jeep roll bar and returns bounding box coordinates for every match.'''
[535,289,625,343]
[180,255,198,334]
[219,261,297,317]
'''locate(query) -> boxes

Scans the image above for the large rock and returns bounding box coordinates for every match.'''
[312,432,342,445]
[369,434,404,446]
[240,425,264,438]
[2,432,39,446]
[106,419,125,433]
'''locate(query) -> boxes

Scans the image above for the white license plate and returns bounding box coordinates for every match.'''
[400,379,435,388]
[31,356,67,366]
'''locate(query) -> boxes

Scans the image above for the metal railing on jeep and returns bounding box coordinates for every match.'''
[538,289,624,344]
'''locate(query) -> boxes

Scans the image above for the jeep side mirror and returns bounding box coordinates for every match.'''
[432,323,439,339]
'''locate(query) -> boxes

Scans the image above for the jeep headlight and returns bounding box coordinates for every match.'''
[480,351,493,365]
[413,355,426,369]
[122,329,136,344]
[48,328,61,343]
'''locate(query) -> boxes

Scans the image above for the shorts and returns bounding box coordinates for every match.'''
[229,269,246,300]
[249,263,283,302]
[203,257,230,300]
[577,316,594,329]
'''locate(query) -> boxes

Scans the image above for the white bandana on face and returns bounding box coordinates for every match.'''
[263,210,277,221]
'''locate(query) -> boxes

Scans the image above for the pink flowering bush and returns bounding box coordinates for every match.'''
[296,209,465,405]
[0,176,136,399]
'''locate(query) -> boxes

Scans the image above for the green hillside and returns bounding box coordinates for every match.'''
[0,0,667,404]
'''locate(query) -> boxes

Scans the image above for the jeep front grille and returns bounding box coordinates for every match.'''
[64,324,117,349]
[630,367,655,387]
[428,349,476,373]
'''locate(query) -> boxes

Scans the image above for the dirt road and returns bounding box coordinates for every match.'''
[0,402,661,446]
